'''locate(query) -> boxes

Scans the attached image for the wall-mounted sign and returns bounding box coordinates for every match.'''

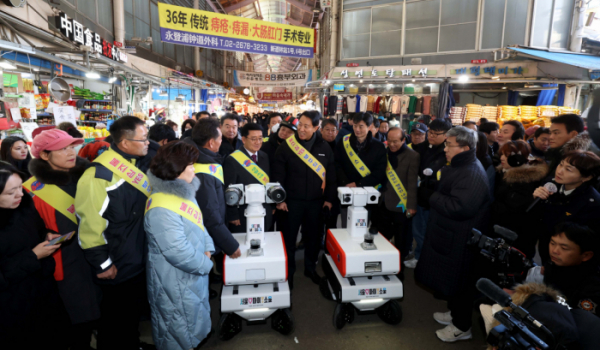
[447,62,537,78]
[233,70,312,87]
[321,0,332,8]
[590,70,600,80]
[346,63,359,67]
[257,92,292,100]
[471,59,488,64]
[333,65,445,79]
[333,84,345,91]
[55,12,126,63]
[114,41,123,48]
[158,3,315,58]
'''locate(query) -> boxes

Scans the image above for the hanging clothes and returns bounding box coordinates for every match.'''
[359,95,369,112]
[415,97,423,114]
[347,96,357,113]
[337,97,344,114]
[408,96,417,114]
[355,95,361,113]
[422,96,432,115]
[391,96,402,114]
[536,84,558,106]
[328,95,338,116]
[400,95,410,115]
[367,95,375,112]
[374,96,383,114]
[430,96,439,117]
[342,96,349,115]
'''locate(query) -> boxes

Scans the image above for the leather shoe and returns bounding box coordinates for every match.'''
[304,270,321,285]
[209,288,218,300]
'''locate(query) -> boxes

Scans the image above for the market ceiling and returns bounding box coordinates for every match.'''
[209,0,321,73]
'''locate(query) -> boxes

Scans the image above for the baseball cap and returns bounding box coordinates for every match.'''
[31,129,84,158]
[412,122,428,134]
[280,116,299,131]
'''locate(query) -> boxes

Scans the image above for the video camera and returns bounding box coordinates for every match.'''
[468,225,535,288]
[477,278,555,350]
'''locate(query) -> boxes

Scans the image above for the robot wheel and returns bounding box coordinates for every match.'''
[333,303,355,330]
[377,300,403,325]
[271,308,295,335]
[217,313,242,341]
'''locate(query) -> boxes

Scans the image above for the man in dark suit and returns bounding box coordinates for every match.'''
[224,123,273,233]
[218,113,243,158]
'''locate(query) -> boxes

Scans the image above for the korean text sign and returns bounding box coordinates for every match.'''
[258,92,292,101]
[158,3,315,59]
[233,70,312,87]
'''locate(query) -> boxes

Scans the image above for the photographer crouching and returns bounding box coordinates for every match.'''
[415,126,491,342]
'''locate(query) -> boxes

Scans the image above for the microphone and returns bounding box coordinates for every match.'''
[526,182,557,213]
[476,278,512,307]
[493,225,518,243]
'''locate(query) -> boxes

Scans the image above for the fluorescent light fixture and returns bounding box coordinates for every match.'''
[412,79,416,82]
[33,68,39,71]
[0,60,16,69]
[491,76,500,80]
[458,75,469,83]
[502,86,507,89]
[358,298,384,303]
[243,88,250,94]
[178,94,185,99]
[21,73,32,78]
[108,76,117,83]
[359,79,363,83]
[86,71,101,79]
[326,80,331,84]
[242,308,269,313]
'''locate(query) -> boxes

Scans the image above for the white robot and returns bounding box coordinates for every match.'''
[218,183,293,340]
[320,187,404,329]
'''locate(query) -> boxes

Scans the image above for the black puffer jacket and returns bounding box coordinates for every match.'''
[334,132,387,187]
[491,161,549,258]
[0,194,61,329]
[415,149,490,296]
[185,139,239,256]
[544,261,600,318]
[272,133,337,203]
[261,133,283,170]
[412,140,447,209]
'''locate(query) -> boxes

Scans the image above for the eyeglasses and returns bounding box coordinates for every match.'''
[247,137,263,142]
[428,130,446,136]
[444,141,463,148]
[126,137,150,143]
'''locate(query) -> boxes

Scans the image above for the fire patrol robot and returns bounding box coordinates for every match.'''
[320,187,404,329]
[218,183,293,340]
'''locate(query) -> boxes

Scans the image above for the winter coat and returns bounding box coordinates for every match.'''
[415,149,490,297]
[491,161,548,259]
[145,173,214,350]
[527,138,545,159]
[545,131,592,179]
[0,194,65,331]
[479,154,496,201]
[334,132,387,187]
[261,133,283,170]
[184,139,239,256]
[223,148,273,229]
[272,133,337,203]
[382,145,420,212]
[543,261,600,318]
[412,140,447,209]
[27,158,101,324]
[75,142,159,285]
[218,136,243,159]
[335,123,353,144]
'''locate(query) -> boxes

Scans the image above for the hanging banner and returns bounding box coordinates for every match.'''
[158,3,315,59]
[257,92,292,101]
[233,70,312,87]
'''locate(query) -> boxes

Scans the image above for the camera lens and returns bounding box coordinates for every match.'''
[370,195,377,202]
[224,187,242,206]
[267,185,286,204]
[343,194,351,203]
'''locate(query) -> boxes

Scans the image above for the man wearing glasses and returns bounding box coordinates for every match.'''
[76,116,159,350]
[405,119,452,269]
[415,126,490,343]
[224,123,273,233]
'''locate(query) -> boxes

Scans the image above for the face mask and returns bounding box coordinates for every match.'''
[271,123,280,134]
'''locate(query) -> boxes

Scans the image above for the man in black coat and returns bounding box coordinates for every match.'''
[218,113,243,158]
[187,118,241,259]
[263,113,283,138]
[406,118,451,268]
[261,116,298,169]
[272,111,336,289]
[415,126,490,343]
[224,123,272,233]
[334,112,387,228]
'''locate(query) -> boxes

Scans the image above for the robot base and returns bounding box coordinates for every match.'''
[321,254,404,329]
[219,282,294,340]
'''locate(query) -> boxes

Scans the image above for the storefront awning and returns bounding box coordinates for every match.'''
[508,47,600,71]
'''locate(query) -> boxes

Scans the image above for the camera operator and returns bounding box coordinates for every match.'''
[415,126,491,342]
[526,222,600,317]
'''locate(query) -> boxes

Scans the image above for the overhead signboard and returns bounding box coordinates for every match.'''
[257,92,292,101]
[446,62,537,78]
[233,70,312,87]
[331,65,445,79]
[158,3,315,58]
[55,12,126,63]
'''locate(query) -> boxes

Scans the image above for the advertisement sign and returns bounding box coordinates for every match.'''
[331,65,445,79]
[446,62,537,78]
[333,84,345,91]
[321,0,332,8]
[257,92,292,101]
[55,12,126,63]
[158,3,315,58]
[233,70,312,87]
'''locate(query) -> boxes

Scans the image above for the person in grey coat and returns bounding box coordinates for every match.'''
[414,126,490,343]
[144,142,215,350]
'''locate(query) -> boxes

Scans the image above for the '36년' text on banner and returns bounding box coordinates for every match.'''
[158,2,315,59]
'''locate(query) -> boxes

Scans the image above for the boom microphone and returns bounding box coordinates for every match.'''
[476,278,512,307]
[525,182,557,213]
[493,225,518,243]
